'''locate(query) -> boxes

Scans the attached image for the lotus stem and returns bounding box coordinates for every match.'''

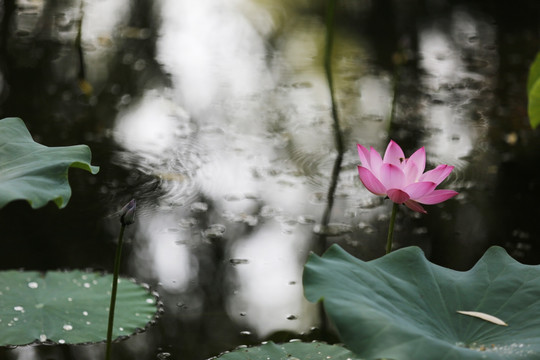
[105,199,136,360]
[386,203,398,254]
[105,224,125,360]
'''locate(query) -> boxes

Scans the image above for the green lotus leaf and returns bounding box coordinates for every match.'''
[0,117,99,209]
[211,341,362,360]
[527,52,540,95]
[0,270,158,346]
[303,244,540,360]
[527,52,540,129]
[528,79,540,130]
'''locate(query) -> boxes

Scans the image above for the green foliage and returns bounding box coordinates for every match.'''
[527,52,540,129]
[0,117,99,209]
[211,341,362,360]
[303,244,540,360]
[0,270,157,346]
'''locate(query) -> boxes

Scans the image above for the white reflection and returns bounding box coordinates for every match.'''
[81,0,132,91]
[156,0,273,114]
[116,0,365,340]
[8,347,36,360]
[422,103,478,166]
[419,29,462,91]
[114,90,190,154]
[227,222,317,337]
[418,9,495,167]
[13,0,45,38]
[357,75,392,120]
[132,209,196,293]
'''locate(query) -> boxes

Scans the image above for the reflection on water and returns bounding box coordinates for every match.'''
[418,9,496,167]
[1,0,540,359]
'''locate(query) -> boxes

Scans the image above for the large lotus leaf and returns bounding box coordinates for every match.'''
[303,244,540,360]
[0,117,99,209]
[0,270,158,346]
[211,341,362,360]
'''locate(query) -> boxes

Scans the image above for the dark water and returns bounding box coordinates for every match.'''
[0,0,539,359]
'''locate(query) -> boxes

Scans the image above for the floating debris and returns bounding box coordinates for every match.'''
[457,310,508,326]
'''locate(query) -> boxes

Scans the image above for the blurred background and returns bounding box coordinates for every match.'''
[0,0,539,359]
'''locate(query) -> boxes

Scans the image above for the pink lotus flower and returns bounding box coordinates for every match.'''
[357,140,458,214]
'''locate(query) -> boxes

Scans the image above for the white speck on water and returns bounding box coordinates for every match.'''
[35,303,44,309]
[83,283,91,288]
[14,306,24,313]
[28,282,38,289]
[58,339,65,344]
[86,321,91,325]
[67,297,73,302]
[39,334,47,342]
[146,298,154,304]
[63,324,73,331]
[82,311,88,316]
[239,331,251,336]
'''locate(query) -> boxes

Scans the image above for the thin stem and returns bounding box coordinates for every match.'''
[315,0,343,341]
[105,224,126,360]
[386,203,398,254]
[318,0,344,255]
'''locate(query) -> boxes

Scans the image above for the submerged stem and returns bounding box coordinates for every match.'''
[105,224,126,360]
[386,203,398,254]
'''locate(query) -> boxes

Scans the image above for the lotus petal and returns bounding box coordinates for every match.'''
[383,140,406,167]
[369,147,383,178]
[357,144,371,170]
[417,189,458,205]
[404,147,426,181]
[404,181,437,199]
[380,163,405,190]
[387,189,410,204]
[358,166,387,195]
[404,199,427,213]
[419,164,454,185]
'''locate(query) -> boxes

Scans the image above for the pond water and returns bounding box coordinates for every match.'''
[0,0,540,359]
